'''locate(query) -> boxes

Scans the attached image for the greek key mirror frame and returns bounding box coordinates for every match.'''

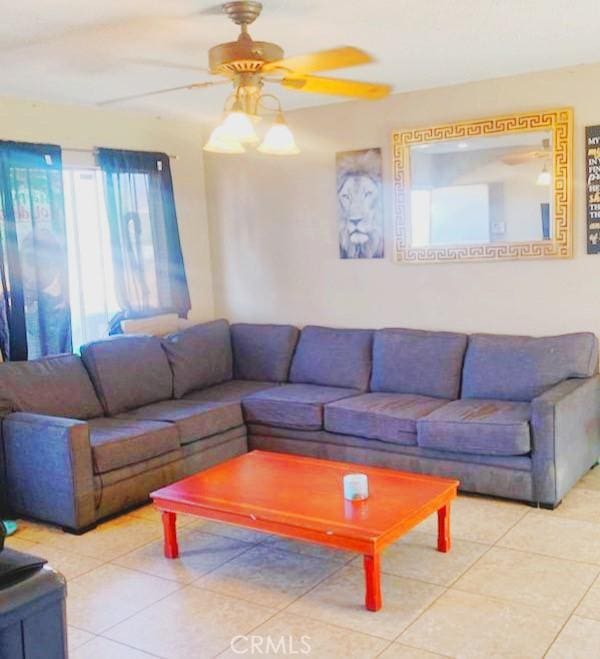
[392,108,573,263]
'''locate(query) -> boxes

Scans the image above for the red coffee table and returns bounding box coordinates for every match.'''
[151,450,458,611]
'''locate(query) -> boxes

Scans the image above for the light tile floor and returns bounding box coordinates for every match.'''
[6,466,600,658]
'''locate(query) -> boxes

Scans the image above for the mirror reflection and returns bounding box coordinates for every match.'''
[409,131,553,247]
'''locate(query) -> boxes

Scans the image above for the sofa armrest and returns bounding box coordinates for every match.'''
[0,399,14,516]
[530,376,600,505]
[3,412,96,530]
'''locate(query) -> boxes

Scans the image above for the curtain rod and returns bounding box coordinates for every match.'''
[62,147,179,160]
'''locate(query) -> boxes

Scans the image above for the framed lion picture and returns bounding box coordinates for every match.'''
[336,147,384,259]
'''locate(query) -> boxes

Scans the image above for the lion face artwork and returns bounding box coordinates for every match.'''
[336,148,383,259]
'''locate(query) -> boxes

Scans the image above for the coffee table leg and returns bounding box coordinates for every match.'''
[437,503,451,553]
[161,511,179,559]
[364,553,382,612]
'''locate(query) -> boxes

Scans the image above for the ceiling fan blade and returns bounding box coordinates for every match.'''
[263,46,373,74]
[500,150,548,166]
[280,74,390,99]
[501,155,530,166]
[97,80,228,106]
[126,57,210,74]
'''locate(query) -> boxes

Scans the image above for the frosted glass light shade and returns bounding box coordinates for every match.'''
[220,111,259,144]
[203,125,245,154]
[258,114,299,155]
[536,166,551,186]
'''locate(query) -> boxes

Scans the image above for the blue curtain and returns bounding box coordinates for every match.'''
[0,142,71,360]
[97,149,190,317]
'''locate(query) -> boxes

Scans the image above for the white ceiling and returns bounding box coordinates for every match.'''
[2,0,600,120]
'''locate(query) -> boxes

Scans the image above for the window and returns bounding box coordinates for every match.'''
[0,142,71,360]
[0,144,189,359]
[63,168,118,351]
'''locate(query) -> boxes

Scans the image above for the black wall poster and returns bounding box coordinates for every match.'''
[586,125,600,253]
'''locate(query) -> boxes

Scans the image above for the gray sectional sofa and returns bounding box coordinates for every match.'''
[1,320,599,532]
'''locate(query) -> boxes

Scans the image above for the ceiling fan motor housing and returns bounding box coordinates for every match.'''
[211,1,283,76]
[208,36,284,76]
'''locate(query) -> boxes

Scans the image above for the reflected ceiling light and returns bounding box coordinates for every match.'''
[536,164,551,186]
[457,142,469,149]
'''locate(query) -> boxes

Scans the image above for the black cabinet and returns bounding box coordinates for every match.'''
[0,551,67,659]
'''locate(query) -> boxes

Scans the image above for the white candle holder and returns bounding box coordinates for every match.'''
[343,473,369,501]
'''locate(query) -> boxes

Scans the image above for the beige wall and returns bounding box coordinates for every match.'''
[205,63,600,336]
[0,96,214,322]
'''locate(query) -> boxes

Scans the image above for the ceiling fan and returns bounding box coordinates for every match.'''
[100,1,391,155]
[500,138,551,166]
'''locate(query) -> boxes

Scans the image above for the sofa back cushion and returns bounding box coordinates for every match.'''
[462,332,599,402]
[81,335,173,415]
[231,323,299,383]
[162,319,233,398]
[371,328,468,399]
[0,354,104,419]
[289,325,373,391]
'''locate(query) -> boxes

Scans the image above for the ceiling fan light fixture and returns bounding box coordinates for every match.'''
[203,125,245,154]
[220,109,259,144]
[536,164,551,186]
[257,111,300,155]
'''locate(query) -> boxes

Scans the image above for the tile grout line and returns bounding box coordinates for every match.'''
[389,501,533,653]
[148,502,533,655]
[541,565,600,657]
[447,542,600,616]
[93,533,283,650]
[91,580,187,639]
[95,544,264,635]
[94,635,166,658]
[22,491,600,657]
[208,497,596,657]
[67,626,97,655]
[496,510,600,567]
[107,540,261,585]
[492,539,600,569]
[263,551,449,648]
[13,529,165,564]
[201,569,443,648]
[373,640,396,658]
[72,521,347,654]
[211,558,358,658]
[462,504,594,659]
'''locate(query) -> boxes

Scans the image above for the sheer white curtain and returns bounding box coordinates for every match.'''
[62,168,119,352]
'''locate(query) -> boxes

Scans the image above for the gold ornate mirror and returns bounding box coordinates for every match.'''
[392,108,572,263]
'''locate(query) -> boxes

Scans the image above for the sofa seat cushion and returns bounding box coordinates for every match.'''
[417,399,531,456]
[162,319,233,398]
[88,418,180,474]
[183,380,278,404]
[117,399,244,446]
[243,384,360,431]
[325,393,449,446]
